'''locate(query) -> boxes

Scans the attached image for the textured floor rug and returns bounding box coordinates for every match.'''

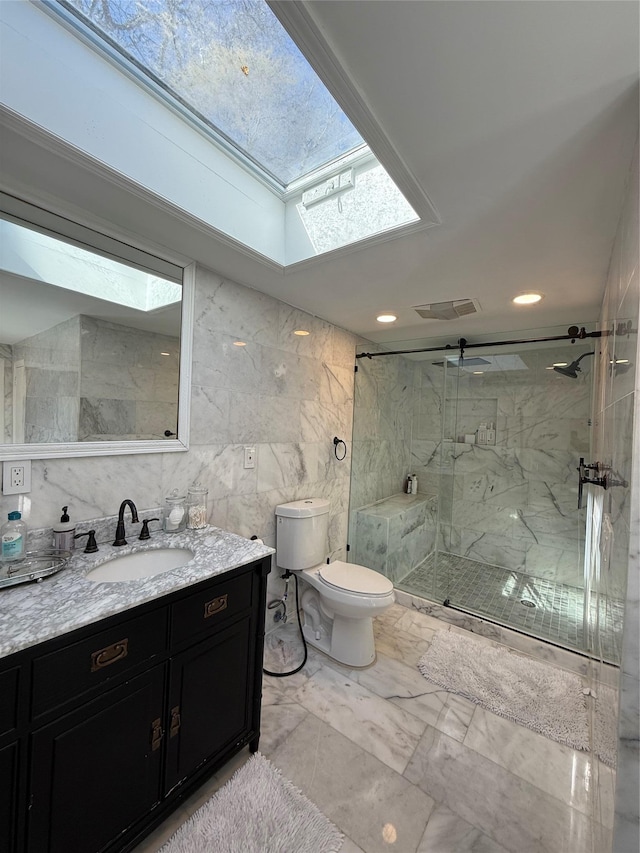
[418,630,616,765]
[160,753,343,853]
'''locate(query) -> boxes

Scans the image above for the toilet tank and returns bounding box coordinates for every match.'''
[275,499,330,570]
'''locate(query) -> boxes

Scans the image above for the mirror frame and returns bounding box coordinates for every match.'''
[0,194,194,460]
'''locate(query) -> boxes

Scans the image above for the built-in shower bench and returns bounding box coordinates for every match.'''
[353,492,437,583]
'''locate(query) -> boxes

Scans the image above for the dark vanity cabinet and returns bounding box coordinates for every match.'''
[0,661,23,853]
[2,556,270,853]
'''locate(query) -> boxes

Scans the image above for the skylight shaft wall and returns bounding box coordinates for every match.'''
[0,0,287,262]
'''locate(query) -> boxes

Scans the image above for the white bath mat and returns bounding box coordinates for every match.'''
[418,630,616,765]
[160,752,343,853]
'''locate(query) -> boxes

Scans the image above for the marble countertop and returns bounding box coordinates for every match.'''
[0,527,274,659]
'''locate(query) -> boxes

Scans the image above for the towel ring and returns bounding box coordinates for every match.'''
[333,437,347,461]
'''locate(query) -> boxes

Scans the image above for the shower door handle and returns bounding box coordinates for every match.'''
[577,468,584,510]
[577,458,614,508]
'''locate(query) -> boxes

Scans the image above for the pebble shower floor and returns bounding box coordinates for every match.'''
[400,552,623,664]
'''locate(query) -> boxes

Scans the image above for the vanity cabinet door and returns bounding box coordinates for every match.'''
[0,740,20,853]
[164,618,252,791]
[27,666,165,853]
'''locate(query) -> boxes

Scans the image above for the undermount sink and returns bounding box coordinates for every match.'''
[86,548,194,583]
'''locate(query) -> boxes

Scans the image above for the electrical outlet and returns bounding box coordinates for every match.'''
[2,460,32,495]
[244,446,256,469]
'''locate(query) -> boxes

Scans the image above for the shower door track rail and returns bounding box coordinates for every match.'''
[411,593,615,664]
[356,325,604,360]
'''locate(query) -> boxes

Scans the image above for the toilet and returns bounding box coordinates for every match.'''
[275,498,395,667]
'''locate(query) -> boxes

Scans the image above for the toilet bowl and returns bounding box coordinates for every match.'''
[275,499,395,667]
[297,560,394,666]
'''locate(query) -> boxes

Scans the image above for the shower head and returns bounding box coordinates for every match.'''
[553,351,595,378]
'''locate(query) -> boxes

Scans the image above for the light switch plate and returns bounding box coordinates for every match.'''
[243,446,256,469]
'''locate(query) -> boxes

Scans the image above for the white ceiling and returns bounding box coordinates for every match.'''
[2,1,638,346]
[270,0,640,343]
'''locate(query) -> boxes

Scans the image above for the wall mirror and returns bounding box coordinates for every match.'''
[0,193,193,460]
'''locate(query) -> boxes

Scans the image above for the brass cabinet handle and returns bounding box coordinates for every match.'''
[90,638,129,672]
[203,594,227,619]
[150,718,164,751]
[169,705,181,738]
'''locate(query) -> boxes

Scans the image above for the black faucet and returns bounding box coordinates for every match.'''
[113,500,139,546]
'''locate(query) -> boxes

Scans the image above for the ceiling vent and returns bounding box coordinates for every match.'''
[413,299,479,320]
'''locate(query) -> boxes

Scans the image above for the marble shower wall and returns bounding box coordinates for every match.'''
[591,141,639,853]
[348,350,418,551]
[0,264,357,597]
[411,347,591,585]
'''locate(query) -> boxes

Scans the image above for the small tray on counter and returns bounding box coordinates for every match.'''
[0,548,72,589]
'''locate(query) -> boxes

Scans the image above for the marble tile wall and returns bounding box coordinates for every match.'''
[78,316,179,440]
[13,315,81,443]
[0,265,358,606]
[591,140,639,853]
[348,350,417,549]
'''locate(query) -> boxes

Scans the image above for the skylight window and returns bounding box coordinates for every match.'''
[56,0,364,186]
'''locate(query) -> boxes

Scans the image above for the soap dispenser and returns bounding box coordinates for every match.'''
[53,506,76,551]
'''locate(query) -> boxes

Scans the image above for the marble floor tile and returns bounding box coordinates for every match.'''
[261,658,322,706]
[405,725,611,853]
[373,622,430,667]
[463,706,614,825]
[294,663,427,773]
[394,606,445,640]
[259,701,309,755]
[271,713,435,853]
[333,653,474,738]
[418,804,510,853]
[373,601,406,631]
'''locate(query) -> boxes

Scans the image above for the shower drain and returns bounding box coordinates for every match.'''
[520,599,536,608]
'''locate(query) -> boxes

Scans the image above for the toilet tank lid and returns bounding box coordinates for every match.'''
[275,498,330,518]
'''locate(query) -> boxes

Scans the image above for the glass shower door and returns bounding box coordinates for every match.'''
[436,339,594,654]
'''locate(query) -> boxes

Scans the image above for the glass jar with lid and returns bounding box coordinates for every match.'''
[162,489,186,533]
[187,483,208,530]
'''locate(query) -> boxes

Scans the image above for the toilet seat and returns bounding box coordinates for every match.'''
[318,561,394,596]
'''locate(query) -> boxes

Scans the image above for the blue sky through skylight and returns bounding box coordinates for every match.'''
[59,0,365,186]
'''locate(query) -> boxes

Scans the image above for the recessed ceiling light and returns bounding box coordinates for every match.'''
[512,293,543,305]
[376,313,397,323]
[552,362,568,367]
[233,341,247,346]
[293,329,310,336]
[472,371,484,375]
